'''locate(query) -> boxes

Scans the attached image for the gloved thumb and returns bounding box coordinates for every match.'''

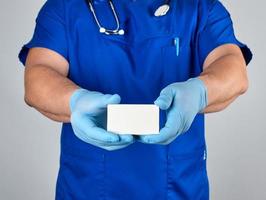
[154,88,173,110]
[103,94,121,105]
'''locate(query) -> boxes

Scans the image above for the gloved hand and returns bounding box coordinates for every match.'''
[70,89,135,151]
[139,78,208,145]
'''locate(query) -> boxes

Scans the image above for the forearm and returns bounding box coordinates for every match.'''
[38,108,70,122]
[199,53,248,113]
[24,64,79,122]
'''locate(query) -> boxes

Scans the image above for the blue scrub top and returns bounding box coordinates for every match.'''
[19,0,252,199]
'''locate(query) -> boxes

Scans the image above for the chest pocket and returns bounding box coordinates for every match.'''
[161,36,193,84]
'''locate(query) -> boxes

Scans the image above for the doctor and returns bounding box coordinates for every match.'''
[19,0,252,199]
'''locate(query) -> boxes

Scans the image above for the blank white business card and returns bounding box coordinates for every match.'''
[107,104,160,135]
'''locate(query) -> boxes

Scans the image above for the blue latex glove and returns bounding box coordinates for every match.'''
[70,89,135,151]
[139,78,208,145]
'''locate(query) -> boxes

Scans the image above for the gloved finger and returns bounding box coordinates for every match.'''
[71,112,120,143]
[118,134,135,143]
[100,94,121,107]
[100,143,133,151]
[72,128,132,151]
[80,131,134,149]
[72,122,118,145]
[99,134,135,146]
[154,88,173,110]
[139,108,181,144]
[86,133,135,146]
[72,113,135,146]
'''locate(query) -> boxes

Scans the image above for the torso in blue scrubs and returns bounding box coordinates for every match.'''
[19,0,251,199]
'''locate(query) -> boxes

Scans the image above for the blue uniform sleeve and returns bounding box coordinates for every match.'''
[18,0,68,66]
[197,0,252,67]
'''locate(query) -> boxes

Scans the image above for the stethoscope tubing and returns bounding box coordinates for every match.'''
[87,0,123,35]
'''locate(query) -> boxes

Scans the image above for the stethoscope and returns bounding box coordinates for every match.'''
[86,0,171,35]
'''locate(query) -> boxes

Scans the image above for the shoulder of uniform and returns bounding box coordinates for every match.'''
[198,0,220,11]
[174,0,216,13]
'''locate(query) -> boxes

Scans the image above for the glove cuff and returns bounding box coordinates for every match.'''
[69,88,88,113]
[187,78,208,112]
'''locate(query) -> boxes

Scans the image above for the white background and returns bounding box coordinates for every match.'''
[0,0,265,199]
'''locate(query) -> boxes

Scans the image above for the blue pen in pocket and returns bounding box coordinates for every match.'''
[174,37,180,57]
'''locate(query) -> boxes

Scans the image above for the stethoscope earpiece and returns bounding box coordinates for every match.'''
[118,29,125,35]
[99,27,106,33]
